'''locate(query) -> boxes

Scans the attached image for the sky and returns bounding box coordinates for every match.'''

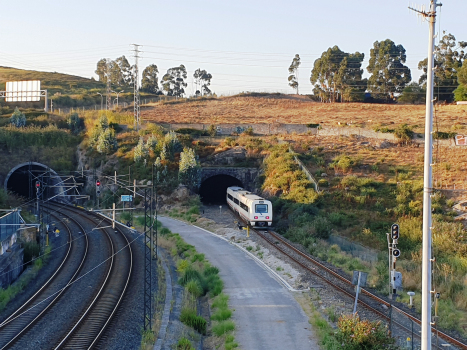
[0,0,465,96]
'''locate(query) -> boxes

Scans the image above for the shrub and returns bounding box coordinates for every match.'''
[330,154,359,172]
[180,308,207,335]
[212,320,235,336]
[394,123,414,143]
[313,216,331,239]
[10,107,26,127]
[318,179,329,187]
[211,308,232,321]
[177,338,195,350]
[335,314,398,350]
[186,279,204,298]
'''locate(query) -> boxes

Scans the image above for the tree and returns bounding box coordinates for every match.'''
[161,131,183,160]
[161,65,188,97]
[10,107,26,127]
[454,52,467,101]
[96,128,118,154]
[310,46,366,102]
[95,58,108,82]
[179,148,201,191]
[418,32,467,102]
[288,54,301,94]
[114,56,133,87]
[398,82,426,104]
[193,69,212,96]
[141,64,159,94]
[134,137,149,162]
[367,39,411,101]
[67,112,84,134]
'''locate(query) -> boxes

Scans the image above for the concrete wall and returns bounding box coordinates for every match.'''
[0,243,23,289]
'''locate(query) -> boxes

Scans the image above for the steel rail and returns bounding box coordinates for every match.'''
[53,205,133,350]
[256,229,467,350]
[0,207,89,350]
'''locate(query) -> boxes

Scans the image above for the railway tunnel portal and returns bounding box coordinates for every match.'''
[199,167,260,204]
[4,162,67,200]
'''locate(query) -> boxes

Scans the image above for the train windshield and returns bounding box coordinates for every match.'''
[255,204,268,214]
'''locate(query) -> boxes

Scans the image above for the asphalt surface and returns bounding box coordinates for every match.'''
[158,216,319,350]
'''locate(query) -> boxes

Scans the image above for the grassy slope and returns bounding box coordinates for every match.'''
[141,94,467,133]
[0,66,104,94]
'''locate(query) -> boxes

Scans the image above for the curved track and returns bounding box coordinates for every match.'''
[254,229,467,350]
[53,205,133,350]
[0,208,89,349]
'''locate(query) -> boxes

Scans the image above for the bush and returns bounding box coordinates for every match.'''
[335,314,398,350]
[177,338,195,350]
[211,308,232,321]
[212,320,235,336]
[318,179,329,187]
[313,216,331,239]
[180,308,207,335]
[394,124,414,143]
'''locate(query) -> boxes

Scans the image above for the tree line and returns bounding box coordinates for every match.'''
[288,32,467,103]
[95,57,212,98]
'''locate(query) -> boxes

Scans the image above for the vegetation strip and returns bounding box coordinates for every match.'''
[152,255,172,350]
[157,222,238,350]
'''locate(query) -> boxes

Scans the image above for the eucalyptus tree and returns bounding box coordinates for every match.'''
[455,60,467,101]
[193,69,212,96]
[418,32,467,102]
[367,39,411,101]
[161,65,188,97]
[288,54,301,94]
[310,46,365,102]
[141,64,160,94]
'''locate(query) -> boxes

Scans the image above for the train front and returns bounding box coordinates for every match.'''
[251,200,272,228]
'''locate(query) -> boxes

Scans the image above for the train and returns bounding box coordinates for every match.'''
[226,186,272,228]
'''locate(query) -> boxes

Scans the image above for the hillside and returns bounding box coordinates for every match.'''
[141,94,467,133]
[0,66,104,94]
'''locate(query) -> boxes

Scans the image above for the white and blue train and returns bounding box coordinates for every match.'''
[226,186,272,228]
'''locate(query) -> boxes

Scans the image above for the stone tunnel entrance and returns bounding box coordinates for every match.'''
[199,174,243,204]
[4,162,64,200]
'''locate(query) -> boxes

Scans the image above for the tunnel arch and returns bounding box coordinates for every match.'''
[4,162,66,200]
[199,174,243,204]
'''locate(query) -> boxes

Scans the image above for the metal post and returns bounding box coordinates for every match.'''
[353,271,361,314]
[387,233,392,297]
[112,202,116,229]
[44,90,48,112]
[415,2,442,349]
[143,187,152,330]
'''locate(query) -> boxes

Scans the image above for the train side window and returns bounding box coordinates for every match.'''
[240,203,248,211]
[228,194,233,201]
[255,204,268,213]
[234,198,239,204]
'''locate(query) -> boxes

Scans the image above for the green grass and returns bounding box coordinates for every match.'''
[212,320,235,336]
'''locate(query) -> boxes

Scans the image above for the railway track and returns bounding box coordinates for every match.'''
[0,206,89,349]
[254,228,467,350]
[53,205,133,350]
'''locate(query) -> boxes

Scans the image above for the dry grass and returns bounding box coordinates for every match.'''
[141,95,467,132]
[290,134,467,199]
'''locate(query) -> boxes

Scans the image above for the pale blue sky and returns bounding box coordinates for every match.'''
[1,0,465,95]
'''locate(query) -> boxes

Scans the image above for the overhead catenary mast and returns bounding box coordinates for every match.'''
[409,1,442,349]
[132,44,142,130]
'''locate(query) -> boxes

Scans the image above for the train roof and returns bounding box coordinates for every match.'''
[227,186,269,202]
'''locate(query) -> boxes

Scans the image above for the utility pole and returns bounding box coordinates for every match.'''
[132,44,141,130]
[106,59,112,111]
[409,2,442,349]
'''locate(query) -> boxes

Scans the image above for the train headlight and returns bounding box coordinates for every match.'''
[254,216,258,219]
[266,216,269,219]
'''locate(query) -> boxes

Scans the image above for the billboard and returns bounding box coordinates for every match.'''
[6,81,41,102]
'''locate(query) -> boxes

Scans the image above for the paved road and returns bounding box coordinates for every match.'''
[159,217,319,350]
